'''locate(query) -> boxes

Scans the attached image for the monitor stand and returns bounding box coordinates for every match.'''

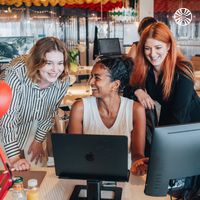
[70,180,122,200]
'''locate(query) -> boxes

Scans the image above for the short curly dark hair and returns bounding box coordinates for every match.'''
[95,56,134,92]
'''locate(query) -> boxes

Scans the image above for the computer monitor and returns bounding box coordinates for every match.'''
[98,38,121,57]
[51,134,129,200]
[145,123,200,197]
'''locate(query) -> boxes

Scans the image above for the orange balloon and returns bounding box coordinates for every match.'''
[0,80,12,118]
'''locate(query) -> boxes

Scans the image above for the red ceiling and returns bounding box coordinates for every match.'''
[154,0,200,13]
[64,2,123,12]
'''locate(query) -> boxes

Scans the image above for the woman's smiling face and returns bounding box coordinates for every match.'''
[144,38,170,72]
[88,64,115,98]
[39,50,64,88]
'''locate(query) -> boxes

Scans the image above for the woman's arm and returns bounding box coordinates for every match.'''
[160,72,195,125]
[35,80,70,142]
[127,44,137,59]
[1,65,31,170]
[2,68,22,159]
[67,99,84,134]
[134,89,155,109]
[131,102,146,161]
[131,101,149,176]
[29,80,70,163]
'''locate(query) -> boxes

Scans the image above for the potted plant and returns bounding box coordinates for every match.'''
[68,44,85,73]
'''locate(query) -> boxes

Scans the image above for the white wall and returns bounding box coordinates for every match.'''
[139,0,154,20]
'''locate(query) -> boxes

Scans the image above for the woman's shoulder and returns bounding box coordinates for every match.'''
[82,97,98,113]
[174,70,194,87]
[4,56,27,85]
[176,60,194,80]
[133,101,144,110]
[121,96,134,103]
[10,55,27,65]
[71,98,84,113]
[58,76,70,89]
[7,56,27,75]
[178,60,193,69]
[132,101,145,120]
[132,41,139,46]
[127,42,138,58]
[82,96,96,104]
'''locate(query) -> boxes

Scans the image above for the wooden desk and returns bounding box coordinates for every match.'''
[69,65,92,83]
[5,167,169,200]
[77,66,93,76]
[61,83,91,106]
[70,66,92,77]
[52,83,91,133]
[62,66,92,106]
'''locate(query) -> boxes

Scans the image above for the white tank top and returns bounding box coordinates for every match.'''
[83,96,134,150]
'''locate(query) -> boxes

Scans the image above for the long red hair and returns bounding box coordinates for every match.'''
[130,22,194,99]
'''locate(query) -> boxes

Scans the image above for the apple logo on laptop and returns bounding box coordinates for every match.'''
[85,152,95,161]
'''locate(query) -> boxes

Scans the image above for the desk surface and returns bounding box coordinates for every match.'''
[5,167,169,200]
[70,66,93,76]
[61,83,91,106]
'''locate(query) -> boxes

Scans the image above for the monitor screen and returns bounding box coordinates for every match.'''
[98,38,121,57]
[145,123,200,197]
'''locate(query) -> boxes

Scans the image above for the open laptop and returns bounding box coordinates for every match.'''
[51,134,129,182]
[98,38,122,58]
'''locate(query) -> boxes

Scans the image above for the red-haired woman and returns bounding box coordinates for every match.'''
[130,22,200,126]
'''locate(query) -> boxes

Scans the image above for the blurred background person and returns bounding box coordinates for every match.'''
[127,17,157,60]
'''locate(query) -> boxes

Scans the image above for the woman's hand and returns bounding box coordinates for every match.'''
[28,140,45,164]
[9,156,30,171]
[131,157,149,176]
[134,89,155,109]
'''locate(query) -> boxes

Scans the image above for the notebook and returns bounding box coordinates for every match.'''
[51,134,129,182]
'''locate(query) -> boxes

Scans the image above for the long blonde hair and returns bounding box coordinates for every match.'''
[130,22,194,99]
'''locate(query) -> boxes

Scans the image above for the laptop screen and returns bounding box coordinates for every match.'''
[98,38,121,57]
[51,134,129,182]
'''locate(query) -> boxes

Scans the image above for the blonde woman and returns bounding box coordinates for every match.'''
[1,37,69,171]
